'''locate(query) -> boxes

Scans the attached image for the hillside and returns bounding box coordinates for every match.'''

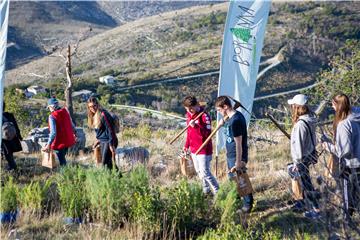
[5,2,360,115]
[6,1,211,69]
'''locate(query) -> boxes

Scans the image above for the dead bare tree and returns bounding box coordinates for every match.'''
[38,28,92,120]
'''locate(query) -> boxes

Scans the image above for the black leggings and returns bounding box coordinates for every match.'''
[2,150,17,170]
[100,141,118,170]
[298,162,319,209]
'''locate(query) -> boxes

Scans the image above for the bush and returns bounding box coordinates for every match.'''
[198,223,282,240]
[3,87,30,132]
[85,166,152,227]
[163,179,206,230]
[214,180,242,226]
[56,166,88,219]
[97,84,113,96]
[85,168,126,226]
[306,40,360,107]
[130,188,162,232]
[122,123,152,141]
[19,180,51,215]
[0,177,19,213]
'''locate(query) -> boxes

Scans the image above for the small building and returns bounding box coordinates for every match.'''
[27,85,47,95]
[72,89,92,102]
[99,75,115,85]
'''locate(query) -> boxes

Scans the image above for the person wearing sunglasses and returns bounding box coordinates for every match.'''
[87,96,118,170]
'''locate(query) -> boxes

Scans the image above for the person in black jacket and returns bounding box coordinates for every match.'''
[1,102,23,171]
[87,97,118,170]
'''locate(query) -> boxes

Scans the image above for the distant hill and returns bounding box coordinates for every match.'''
[5,2,360,115]
[6,1,211,69]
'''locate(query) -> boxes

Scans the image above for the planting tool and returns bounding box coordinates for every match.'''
[265,112,291,139]
[195,115,229,155]
[169,103,207,145]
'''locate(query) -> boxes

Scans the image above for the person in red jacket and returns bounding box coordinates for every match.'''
[183,96,219,195]
[42,97,76,166]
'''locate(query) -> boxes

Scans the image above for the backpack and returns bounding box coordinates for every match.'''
[2,116,17,141]
[102,111,120,134]
[109,112,120,134]
[300,119,318,165]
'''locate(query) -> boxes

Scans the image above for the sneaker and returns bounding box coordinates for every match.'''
[304,210,321,219]
[240,204,253,214]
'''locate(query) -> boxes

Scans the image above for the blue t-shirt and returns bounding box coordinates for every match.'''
[224,111,248,162]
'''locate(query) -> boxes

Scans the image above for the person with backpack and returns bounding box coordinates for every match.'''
[87,97,118,170]
[41,97,76,166]
[1,102,23,171]
[288,94,320,219]
[215,96,253,213]
[322,94,360,221]
[182,96,219,196]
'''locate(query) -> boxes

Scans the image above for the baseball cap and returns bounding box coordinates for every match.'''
[287,94,308,106]
[47,97,59,107]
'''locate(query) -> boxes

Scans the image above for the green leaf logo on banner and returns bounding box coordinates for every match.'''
[230,27,251,43]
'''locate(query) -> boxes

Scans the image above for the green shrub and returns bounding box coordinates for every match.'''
[138,124,152,140]
[163,179,206,230]
[85,168,126,226]
[143,111,153,118]
[122,123,152,141]
[122,127,138,141]
[124,165,150,196]
[214,180,241,226]
[19,180,51,214]
[0,177,19,213]
[198,223,282,240]
[97,84,113,96]
[56,166,88,218]
[130,188,162,232]
[3,87,30,133]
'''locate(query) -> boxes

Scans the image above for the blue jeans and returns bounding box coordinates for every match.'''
[191,154,219,194]
[227,157,253,207]
[54,148,68,166]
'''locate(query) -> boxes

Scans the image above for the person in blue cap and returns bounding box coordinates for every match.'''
[41,97,76,166]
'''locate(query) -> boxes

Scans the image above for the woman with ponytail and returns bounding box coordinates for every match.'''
[323,94,360,220]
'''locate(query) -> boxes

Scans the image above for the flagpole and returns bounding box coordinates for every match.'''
[0,0,10,150]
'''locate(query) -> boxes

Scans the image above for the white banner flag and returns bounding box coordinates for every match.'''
[216,0,270,154]
[0,0,10,145]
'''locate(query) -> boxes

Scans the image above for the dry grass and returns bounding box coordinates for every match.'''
[1,122,359,239]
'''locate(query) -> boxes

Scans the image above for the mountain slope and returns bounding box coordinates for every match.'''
[6,1,212,69]
[5,2,360,115]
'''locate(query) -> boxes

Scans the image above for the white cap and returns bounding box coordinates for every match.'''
[287,94,308,106]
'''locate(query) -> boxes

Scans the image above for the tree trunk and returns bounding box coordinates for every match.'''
[65,45,74,121]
